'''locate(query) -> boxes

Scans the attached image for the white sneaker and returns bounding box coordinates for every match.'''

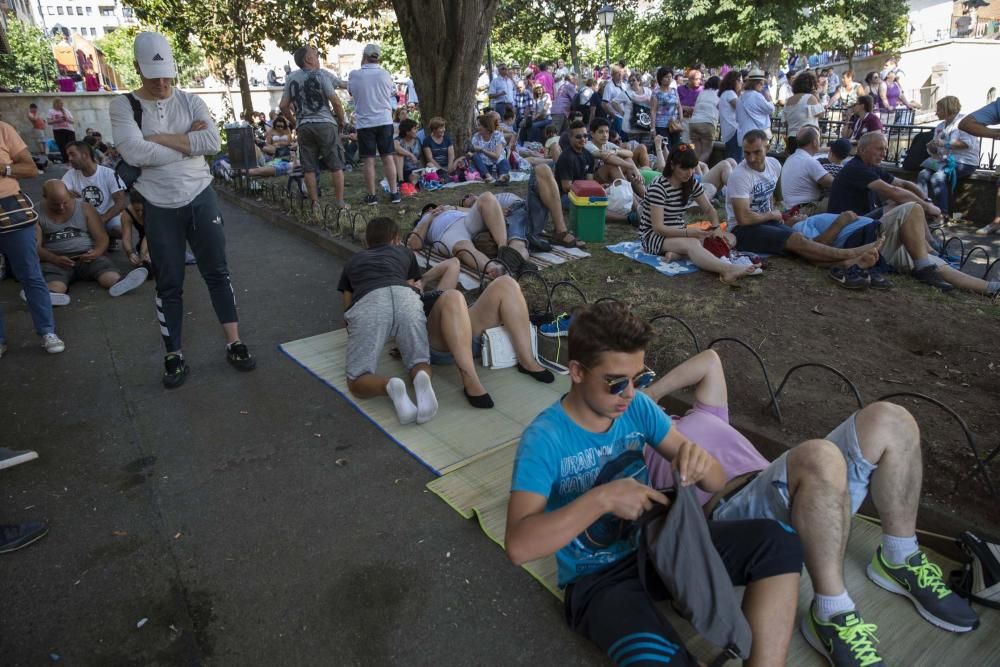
[0,447,39,470]
[20,289,71,306]
[109,267,148,297]
[41,333,65,354]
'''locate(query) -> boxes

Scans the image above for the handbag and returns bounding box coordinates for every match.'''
[667,118,683,134]
[606,178,634,218]
[0,192,39,235]
[627,90,652,131]
[480,325,538,369]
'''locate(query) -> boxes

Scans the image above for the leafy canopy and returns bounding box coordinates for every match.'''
[0,20,59,92]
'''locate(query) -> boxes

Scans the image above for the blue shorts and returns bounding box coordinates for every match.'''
[429,336,483,366]
[733,221,795,255]
[711,412,878,524]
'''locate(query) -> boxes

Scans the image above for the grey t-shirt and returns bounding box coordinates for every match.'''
[337,244,421,308]
[38,200,92,256]
[284,69,340,126]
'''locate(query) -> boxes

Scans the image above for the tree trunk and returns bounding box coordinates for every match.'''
[235,57,254,122]
[569,31,580,76]
[392,0,500,149]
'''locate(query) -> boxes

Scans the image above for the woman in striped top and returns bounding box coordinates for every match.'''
[638,144,758,284]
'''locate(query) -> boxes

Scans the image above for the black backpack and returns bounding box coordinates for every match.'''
[114,93,143,190]
[901,131,933,172]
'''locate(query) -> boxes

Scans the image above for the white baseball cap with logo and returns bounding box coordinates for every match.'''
[134,32,178,79]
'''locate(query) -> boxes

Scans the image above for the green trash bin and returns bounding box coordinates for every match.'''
[568,192,608,242]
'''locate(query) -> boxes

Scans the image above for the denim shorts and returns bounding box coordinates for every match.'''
[711,412,878,524]
[429,336,482,366]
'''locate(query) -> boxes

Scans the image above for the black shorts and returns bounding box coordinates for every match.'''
[563,519,802,667]
[357,124,394,158]
[733,221,796,256]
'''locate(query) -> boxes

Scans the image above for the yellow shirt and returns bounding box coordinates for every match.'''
[0,121,28,199]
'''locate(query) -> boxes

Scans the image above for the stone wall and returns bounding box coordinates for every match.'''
[0,87,286,147]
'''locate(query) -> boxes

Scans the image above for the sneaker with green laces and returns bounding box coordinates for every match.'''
[800,603,883,667]
[867,546,980,633]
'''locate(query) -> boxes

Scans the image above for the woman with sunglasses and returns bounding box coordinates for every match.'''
[263,116,294,158]
[639,143,758,285]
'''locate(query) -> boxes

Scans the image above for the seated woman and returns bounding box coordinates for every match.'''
[543,123,561,162]
[244,145,297,178]
[652,135,735,201]
[842,95,883,142]
[394,118,423,186]
[263,116,293,158]
[392,106,410,138]
[918,96,980,219]
[528,84,553,143]
[639,144,759,285]
[407,193,509,278]
[469,113,511,184]
[608,127,651,169]
[338,217,438,425]
[422,116,468,179]
[420,271,554,408]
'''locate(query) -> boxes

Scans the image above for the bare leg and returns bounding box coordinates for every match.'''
[467,276,545,373]
[304,171,319,204]
[533,164,569,235]
[855,402,921,537]
[348,373,391,398]
[331,169,345,204]
[787,439,851,596]
[785,232,879,264]
[362,157,376,196]
[702,159,733,193]
[937,265,994,294]
[420,257,461,291]
[451,240,493,276]
[96,271,122,289]
[633,143,650,169]
[48,280,68,294]
[642,349,728,405]
[221,322,240,345]
[508,238,531,260]
[381,155,398,194]
[474,193,508,246]
[743,572,800,667]
[661,237,756,283]
[426,291,486,396]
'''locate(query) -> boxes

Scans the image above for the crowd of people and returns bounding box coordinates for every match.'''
[4,33,1000,667]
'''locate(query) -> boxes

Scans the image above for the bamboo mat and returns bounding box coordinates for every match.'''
[279,328,569,475]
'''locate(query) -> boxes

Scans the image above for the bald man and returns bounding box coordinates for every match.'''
[35,180,147,298]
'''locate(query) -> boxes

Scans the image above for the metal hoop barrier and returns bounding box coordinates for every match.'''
[707,337,782,422]
[480,258,509,290]
[875,391,997,497]
[517,270,553,316]
[547,280,589,310]
[770,363,865,415]
[648,313,701,354]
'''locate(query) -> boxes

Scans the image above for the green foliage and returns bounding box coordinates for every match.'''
[490,32,565,69]
[375,19,408,74]
[97,25,208,89]
[0,19,58,92]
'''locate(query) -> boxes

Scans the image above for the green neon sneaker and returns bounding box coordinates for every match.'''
[800,603,883,667]
[867,546,980,633]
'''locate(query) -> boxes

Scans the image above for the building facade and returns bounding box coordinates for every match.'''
[28,0,137,41]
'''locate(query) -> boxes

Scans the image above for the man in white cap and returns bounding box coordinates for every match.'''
[110,31,255,389]
[348,44,400,206]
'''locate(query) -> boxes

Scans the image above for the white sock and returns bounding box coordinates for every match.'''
[386,377,417,425]
[413,370,438,424]
[814,590,855,621]
[913,256,935,271]
[881,534,919,566]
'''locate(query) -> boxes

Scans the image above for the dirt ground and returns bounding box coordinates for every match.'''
[235,168,1000,537]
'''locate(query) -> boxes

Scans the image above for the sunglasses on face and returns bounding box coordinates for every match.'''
[572,133,588,140]
[583,364,657,395]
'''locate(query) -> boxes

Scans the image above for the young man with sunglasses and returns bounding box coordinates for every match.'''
[554,120,595,206]
[505,301,804,666]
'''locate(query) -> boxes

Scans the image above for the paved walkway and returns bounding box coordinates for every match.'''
[1,169,603,665]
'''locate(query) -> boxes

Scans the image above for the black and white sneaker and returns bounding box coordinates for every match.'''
[163,354,189,389]
[226,341,256,371]
[365,194,378,206]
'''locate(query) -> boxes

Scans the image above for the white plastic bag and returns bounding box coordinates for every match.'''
[606,178,633,217]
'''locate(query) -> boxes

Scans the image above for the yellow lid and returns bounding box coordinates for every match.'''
[568,191,608,207]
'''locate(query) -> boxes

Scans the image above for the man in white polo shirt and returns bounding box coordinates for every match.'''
[779,127,834,212]
[348,43,400,206]
[110,31,255,388]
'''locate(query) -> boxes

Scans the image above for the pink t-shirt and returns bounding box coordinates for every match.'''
[644,403,770,506]
[47,108,74,131]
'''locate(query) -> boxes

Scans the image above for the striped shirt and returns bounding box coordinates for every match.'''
[639,175,703,255]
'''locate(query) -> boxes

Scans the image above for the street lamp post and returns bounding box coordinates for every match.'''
[597,3,615,73]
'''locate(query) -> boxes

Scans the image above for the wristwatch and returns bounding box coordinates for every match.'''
[2,164,10,178]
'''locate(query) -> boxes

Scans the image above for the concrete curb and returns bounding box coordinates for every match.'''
[216,185,364,263]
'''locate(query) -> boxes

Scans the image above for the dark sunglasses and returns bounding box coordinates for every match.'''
[582,364,657,395]
[571,133,588,140]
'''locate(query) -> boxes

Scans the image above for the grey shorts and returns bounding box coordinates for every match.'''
[711,411,877,524]
[344,285,429,380]
[42,255,118,285]
[297,122,344,172]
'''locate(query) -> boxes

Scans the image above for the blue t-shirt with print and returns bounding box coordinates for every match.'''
[511,391,672,587]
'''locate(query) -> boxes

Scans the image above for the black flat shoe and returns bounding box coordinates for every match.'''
[517,363,555,383]
[465,389,494,409]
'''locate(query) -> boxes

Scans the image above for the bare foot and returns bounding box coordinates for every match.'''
[663,251,679,262]
[719,264,757,285]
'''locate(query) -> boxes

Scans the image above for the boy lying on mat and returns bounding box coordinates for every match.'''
[337,217,438,425]
[504,301,804,666]
[640,351,979,666]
